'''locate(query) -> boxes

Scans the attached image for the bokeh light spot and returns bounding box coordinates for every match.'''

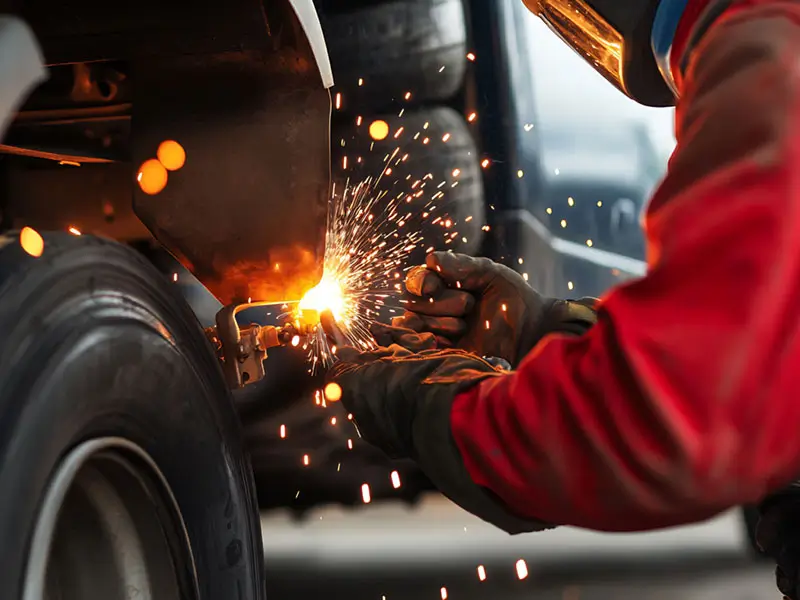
[137,159,168,195]
[369,120,390,141]
[157,140,186,171]
[20,227,43,257]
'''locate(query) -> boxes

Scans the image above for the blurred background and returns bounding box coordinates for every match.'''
[261,501,772,600]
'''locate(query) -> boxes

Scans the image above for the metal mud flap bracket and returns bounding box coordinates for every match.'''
[132,0,334,308]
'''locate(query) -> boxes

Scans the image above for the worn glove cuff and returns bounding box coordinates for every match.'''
[410,377,556,535]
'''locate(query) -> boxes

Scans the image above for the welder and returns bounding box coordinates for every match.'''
[323,0,800,596]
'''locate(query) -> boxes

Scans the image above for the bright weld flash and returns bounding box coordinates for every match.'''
[299,275,347,322]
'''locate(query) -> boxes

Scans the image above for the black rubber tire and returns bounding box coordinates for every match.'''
[319,0,468,111]
[332,106,485,267]
[0,232,265,599]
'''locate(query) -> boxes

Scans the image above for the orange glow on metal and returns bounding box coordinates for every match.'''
[68,226,81,236]
[524,0,624,91]
[137,159,168,195]
[19,227,43,257]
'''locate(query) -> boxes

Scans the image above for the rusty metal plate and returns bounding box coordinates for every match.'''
[132,2,330,305]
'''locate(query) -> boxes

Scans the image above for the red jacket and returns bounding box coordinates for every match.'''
[450,1,800,531]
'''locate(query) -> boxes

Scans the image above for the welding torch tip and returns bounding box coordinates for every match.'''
[320,310,348,348]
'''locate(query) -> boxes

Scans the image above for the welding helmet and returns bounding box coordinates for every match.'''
[522,0,691,107]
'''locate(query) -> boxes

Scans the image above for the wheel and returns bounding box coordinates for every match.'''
[0,231,264,600]
[332,106,486,266]
[319,0,468,110]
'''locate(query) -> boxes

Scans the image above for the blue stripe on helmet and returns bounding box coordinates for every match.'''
[651,0,689,97]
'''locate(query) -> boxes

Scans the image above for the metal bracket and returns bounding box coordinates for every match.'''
[208,302,318,389]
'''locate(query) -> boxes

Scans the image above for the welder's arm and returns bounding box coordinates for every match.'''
[450,2,800,532]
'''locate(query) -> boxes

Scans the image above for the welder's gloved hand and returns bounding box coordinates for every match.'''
[756,484,800,600]
[322,318,549,534]
[394,252,598,368]
[329,321,504,459]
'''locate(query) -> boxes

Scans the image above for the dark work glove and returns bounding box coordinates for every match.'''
[327,321,505,459]
[393,252,598,368]
[756,485,800,600]
[322,317,551,534]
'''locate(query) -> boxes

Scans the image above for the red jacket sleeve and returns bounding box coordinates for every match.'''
[450,2,800,532]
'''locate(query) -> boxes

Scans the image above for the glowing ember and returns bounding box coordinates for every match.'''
[369,119,390,141]
[68,226,81,236]
[477,565,487,581]
[280,424,286,439]
[390,470,401,489]
[324,382,343,402]
[361,483,371,504]
[516,559,528,580]
[20,227,44,257]
[441,587,449,600]
[303,454,310,466]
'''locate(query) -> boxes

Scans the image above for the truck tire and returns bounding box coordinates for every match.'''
[332,106,485,267]
[319,0,468,110]
[0,232,264,600]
